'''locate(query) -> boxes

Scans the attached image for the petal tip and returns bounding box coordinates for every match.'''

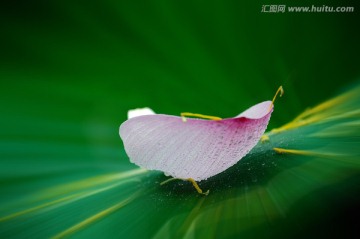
[236,101,273,119]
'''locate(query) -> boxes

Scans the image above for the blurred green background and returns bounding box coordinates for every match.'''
[0,0,359,238]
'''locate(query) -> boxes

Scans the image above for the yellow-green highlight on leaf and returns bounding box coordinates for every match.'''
[269,85,360,134]
[273,147,345,158]
[51,190,144,239]
[36,168,147,201]
[0,178,141,223]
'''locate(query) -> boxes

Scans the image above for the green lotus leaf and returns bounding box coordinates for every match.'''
[1,84,359,239]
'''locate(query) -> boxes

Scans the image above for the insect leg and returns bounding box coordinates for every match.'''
[187,178,209,195]
[180,112,222,122]
[160,177,181,185]
[269,86,284,111]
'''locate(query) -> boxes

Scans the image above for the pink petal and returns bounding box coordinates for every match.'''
[119,101,273,181]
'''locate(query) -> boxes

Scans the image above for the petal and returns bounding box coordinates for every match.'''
[235,101,273,119]
[127,107,156,119]
[120,101,273,181]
